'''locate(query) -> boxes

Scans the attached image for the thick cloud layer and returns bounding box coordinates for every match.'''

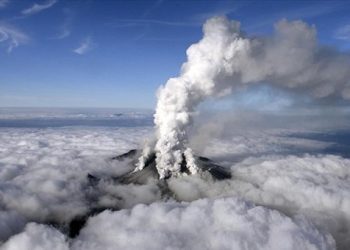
[72,197,335,250]
[0,211,26,243]
[152,16,350,178]
[0,127,153,235]
[167,154,350,249]
[1,123,350,249]
[1,198,336,250]
[1,223,68,250]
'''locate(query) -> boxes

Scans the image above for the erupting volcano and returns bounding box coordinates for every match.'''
[71,16,350,246]
[128,16,350,180]
[114,149,231,183]
[1,12,350,250]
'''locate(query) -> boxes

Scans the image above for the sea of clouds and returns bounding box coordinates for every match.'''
[0,108,349,249]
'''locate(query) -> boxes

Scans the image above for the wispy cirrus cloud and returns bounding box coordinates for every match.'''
[0,22,29,52]
[141,0,164,18]
[191,2,247,24]
[0,0,9,9]
[107,4,241,30]
[55,22,70,39]
[21,0,57,16]
[73,37,94,55]
[334,24,350,41]
[51,8,73,39]
[108,18,200,28]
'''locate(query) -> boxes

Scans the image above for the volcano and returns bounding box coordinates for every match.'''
[111,149,232,183]
[65,150,232,237]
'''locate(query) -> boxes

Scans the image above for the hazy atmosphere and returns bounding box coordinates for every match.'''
[1,1,350,250]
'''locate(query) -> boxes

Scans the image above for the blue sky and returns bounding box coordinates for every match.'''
[0,0,350,108]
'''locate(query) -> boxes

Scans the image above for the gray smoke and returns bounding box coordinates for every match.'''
[142,16,350,178]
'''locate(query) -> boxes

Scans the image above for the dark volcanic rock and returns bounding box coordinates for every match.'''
[67,149,231,238]
[110,149,231,184]
[43,149,232,239]
[111,149,137,160]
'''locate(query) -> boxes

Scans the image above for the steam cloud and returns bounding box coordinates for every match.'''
[1,16,350,250]
[1,117,350,249]
[148,16,350,178]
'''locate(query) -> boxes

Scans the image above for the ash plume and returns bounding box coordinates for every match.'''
[143,16,350,178]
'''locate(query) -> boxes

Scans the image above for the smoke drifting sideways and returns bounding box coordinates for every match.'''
[149,16,350,178]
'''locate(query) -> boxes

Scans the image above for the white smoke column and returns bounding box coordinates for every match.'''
[150,17,243,178]
[146,16,350,178]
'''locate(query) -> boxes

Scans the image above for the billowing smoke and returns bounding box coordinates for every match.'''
[143,16,350,178]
